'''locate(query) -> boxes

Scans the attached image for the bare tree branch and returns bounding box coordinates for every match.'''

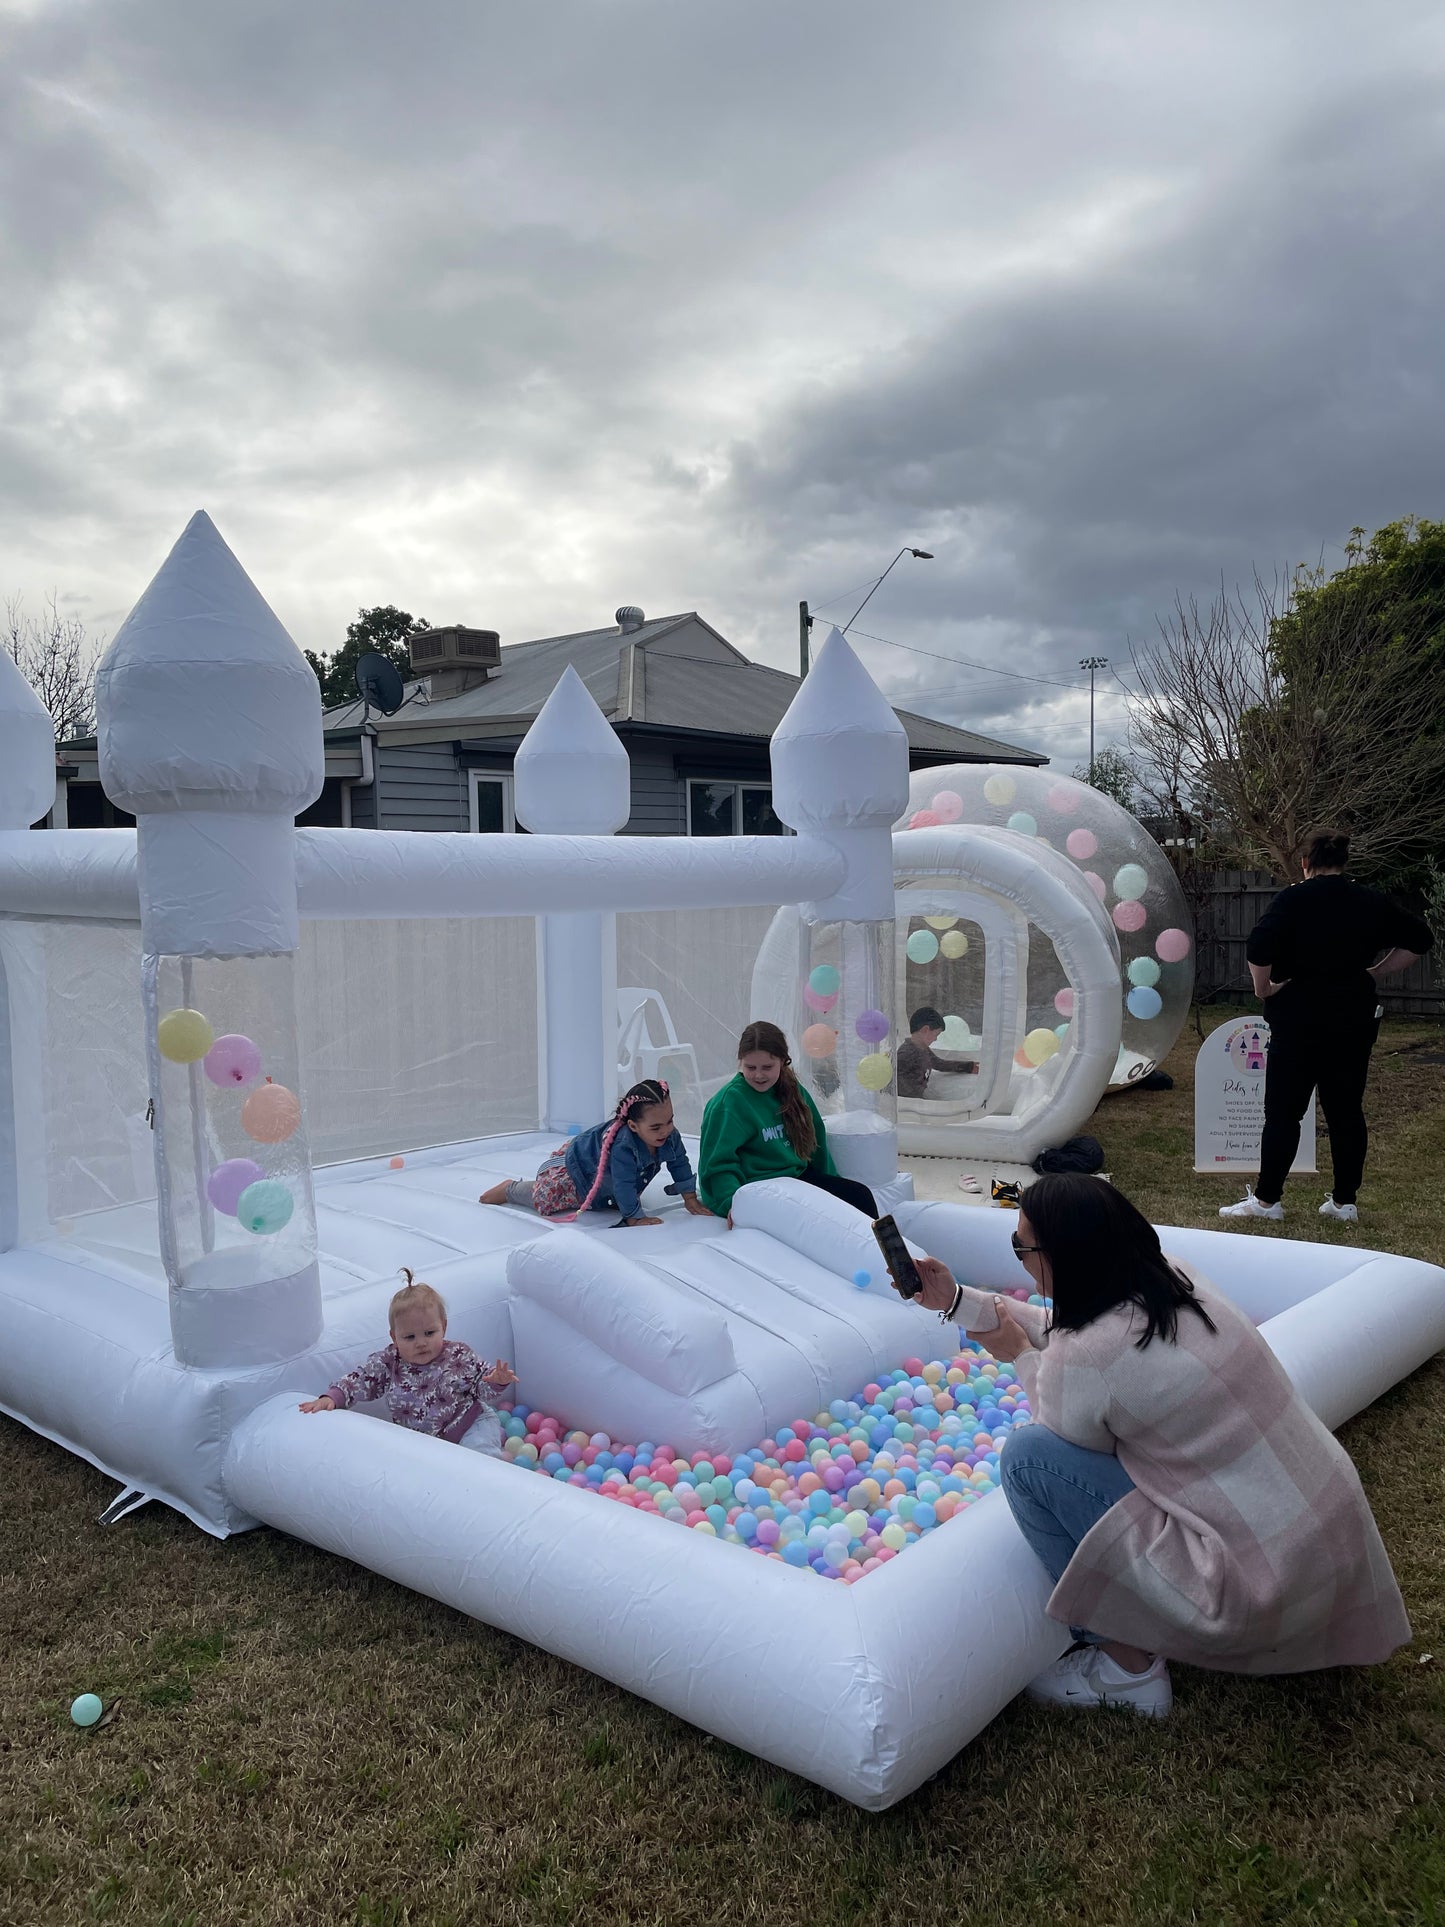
[3,595,103,742]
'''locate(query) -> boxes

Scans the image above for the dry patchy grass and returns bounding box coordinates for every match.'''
[3,1012,1444,1926]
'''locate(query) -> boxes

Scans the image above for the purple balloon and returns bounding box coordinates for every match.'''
[203,1033,262,1089]
[855,1008,890,1044]
[207,1157,265,1216]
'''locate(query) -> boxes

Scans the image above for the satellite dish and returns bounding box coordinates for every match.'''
[355,651,404,716]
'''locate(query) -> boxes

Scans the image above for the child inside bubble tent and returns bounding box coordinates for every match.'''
[479,1077,713,1228]
[299,1269,518,1457]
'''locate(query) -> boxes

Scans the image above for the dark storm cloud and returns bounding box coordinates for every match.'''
[1,0,1442,764]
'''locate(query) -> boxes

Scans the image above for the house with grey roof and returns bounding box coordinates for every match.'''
[50,607,1044,834]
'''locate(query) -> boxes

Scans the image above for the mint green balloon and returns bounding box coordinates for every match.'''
[1127,956,1162,987]
[1113,863,1149,901]
[906,930,939,964]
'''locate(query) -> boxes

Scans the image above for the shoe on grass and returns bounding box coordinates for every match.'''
[1026,1646,1172,1718]
[1218,1190,1284,1222]
[1319,1196,1359,1223]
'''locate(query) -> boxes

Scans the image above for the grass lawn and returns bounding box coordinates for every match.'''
[4,1008,1444,1927]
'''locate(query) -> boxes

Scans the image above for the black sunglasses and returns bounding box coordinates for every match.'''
[1010,1233,1043,1257]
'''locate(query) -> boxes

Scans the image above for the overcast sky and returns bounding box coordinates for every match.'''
[4,0,1443,766]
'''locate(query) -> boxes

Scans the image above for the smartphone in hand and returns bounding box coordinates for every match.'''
[872,1214,923,1300]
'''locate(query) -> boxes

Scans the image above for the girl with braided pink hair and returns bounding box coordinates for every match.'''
[479,1080,713,1229]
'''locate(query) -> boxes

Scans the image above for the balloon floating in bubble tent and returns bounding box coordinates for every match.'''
[924,914,958,930]
[156,1008,214,1064]
[801,1023,838,1058]
[931,789,964,822]
[939,929,969,959]
[1006,811,1037,838]
[1155,927,1192,964]
[1127,957,1161,988]
[236,1178,295,1235]
[206,1157,265,1216]
[202,1033,262,1089]
[807,964,840,997]
[1022,1028,1061,1066]
[241,1077,301,1144]
[855,1008,890,1044]
[905,930,939,965]
[801,983,839,1013]
[1113,863,1150,902]
[1127,985,1164,1021]
[855,1053,893,1091]
[910,810,942,829]
[982,774,1016,806]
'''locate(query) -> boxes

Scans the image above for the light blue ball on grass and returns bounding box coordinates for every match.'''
[70,1694,103,1727]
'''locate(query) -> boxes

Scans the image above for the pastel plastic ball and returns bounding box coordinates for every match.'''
[939,930,969,959]
[1023,1027,1060,1066]
[852,1270,872,1290]
[808,964,840,997]
[156,1009,213,1064]
[1066,827,1099,860]
[1156,927,1192,963]
[880,1522,907,1551]
[1055,1023,1070,1040]
[1083,870,1107,901]
[909,809,942,829]
[802,984,839,1013]
[241,1080,301,1144]
[389,1155,406,1169]
[1053,988,1075,1017]
[202,1033,262,1089]
[924,914,958,930]
[1047,783,1078,814]
[855,1053,893,1092]
[982,774,1016,806]
[906,930,939,964]
[1126,985,1164,1021]
[801,1023,838,1059]
[1113,863,1150,901]
[70,1693,103,1727]
[206,1157,265,1216]
[1112,899,1148,933]
[236,1178,295,1236]
[931,789,964,822]
[1006,811,1037,837]
[1127,956,1162,988]
[855,1008,889,1044]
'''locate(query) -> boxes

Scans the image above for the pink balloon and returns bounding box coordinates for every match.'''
[206,1157,264,1216]
[802,985,839,1013]
[931,790,964,823]
[203,1033,262,1088]
[1113,899,1148,932]
[1054,988,1075,1017]
[1156,926,1192,963]
[910,809,942,829]
[1082,870,1107,901]
[1047,784,1077,814]
[1065,828,1099,860]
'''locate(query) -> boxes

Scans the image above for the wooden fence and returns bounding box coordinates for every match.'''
[1194,870,1443,1018]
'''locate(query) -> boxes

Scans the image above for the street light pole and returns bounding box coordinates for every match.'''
[841,547,933,635]
[1079,656,1108,774]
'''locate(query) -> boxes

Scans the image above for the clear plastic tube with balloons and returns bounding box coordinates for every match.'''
[797,918,898,1192]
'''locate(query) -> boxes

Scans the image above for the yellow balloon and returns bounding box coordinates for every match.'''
[855,1052,894,1091]
[939,930,969,959]
[924,915,958,930]
[1023,1027,1061,1067]
[157,1008,214,1064]
[983,774,1016,807]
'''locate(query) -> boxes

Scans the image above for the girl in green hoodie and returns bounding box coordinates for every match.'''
[698,1020,879,1222]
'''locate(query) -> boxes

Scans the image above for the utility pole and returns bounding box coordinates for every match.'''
[1079,656,1108,774]
[799,600,812,678]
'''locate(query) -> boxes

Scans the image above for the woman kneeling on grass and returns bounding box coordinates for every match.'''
[902,1174,1409,1717]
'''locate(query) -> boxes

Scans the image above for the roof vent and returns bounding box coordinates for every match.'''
[615,606,646,634]
[407,625,501,700]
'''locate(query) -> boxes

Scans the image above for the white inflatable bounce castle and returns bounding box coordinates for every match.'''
[2,514,1443,1810]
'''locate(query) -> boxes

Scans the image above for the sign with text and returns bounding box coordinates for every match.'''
[1193,1016,1316,1175]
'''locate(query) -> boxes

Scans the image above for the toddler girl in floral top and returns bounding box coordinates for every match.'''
[299,1269,518,1457]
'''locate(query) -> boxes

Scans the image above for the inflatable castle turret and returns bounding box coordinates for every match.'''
[513,664,631,1133]
[95,511,326,1367]
[771,627,910,1193]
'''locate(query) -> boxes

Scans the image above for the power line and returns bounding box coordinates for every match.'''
[848,626,1092,692]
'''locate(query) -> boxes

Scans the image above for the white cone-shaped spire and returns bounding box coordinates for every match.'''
[514,664,630,834]
[96,510,323,818]
[0,650,56,828]
[771,627,909,833]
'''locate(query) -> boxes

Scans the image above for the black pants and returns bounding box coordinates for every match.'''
[799,1165,879,1218]
[1257,1011,1376,1206]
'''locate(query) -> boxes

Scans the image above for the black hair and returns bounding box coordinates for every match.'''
[1021,1174,1216,1350]
[1304,827,1350,872]
[909,1006,945,1033]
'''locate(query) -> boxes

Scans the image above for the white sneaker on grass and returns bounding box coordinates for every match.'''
[1219,1190,1284,1222]
[1320,1196,1359,1223]
[1025,1646,1172,1718]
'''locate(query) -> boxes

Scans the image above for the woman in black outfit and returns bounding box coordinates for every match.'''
[1221,828,1432,1225]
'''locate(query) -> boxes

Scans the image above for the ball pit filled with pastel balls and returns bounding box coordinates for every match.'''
[896,762,1195,1078]
[506,1340,1042,1579]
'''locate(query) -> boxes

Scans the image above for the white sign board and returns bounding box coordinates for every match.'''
[1194,1016,1316,1175]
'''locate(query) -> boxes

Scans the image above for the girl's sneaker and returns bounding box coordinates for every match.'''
[1319,1196,1359,1223]
[1025,1646,1172,1718]
[1218,1189,1284,1222]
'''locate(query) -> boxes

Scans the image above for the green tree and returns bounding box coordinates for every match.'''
[1073,746,1137,814]
[309,606,430,708]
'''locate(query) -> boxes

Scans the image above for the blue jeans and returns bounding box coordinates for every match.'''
[1000,1424,1135,1646]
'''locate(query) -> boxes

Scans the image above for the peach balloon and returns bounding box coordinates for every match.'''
[241,1077,302,1144]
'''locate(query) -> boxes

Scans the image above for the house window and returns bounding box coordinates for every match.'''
[468,771,516,834]
[687,780,785,836]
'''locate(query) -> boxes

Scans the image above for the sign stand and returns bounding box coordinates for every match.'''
[1194,1015,1316,1175]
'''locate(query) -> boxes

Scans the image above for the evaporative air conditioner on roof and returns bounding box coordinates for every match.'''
[408,626,502,698]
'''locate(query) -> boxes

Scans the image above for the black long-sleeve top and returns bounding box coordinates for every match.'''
[1246,876,1432,1017]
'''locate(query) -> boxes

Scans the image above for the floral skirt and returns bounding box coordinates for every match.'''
[506,1153,581,1218]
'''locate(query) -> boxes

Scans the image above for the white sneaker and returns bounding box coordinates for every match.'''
[1218,1190,1284,1222]
[1025,1646,1172,1718]
[1320,1197,1359,1223]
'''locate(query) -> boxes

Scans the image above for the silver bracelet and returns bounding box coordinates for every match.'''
[938,1283,964,1325]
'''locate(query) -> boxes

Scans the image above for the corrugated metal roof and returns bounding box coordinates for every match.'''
[323,613,1044,763]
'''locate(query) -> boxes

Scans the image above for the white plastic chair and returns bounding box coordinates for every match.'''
[616,987,700,1094]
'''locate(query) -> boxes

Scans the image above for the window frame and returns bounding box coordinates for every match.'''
[467,769,517,834]
[686,777,786,837]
